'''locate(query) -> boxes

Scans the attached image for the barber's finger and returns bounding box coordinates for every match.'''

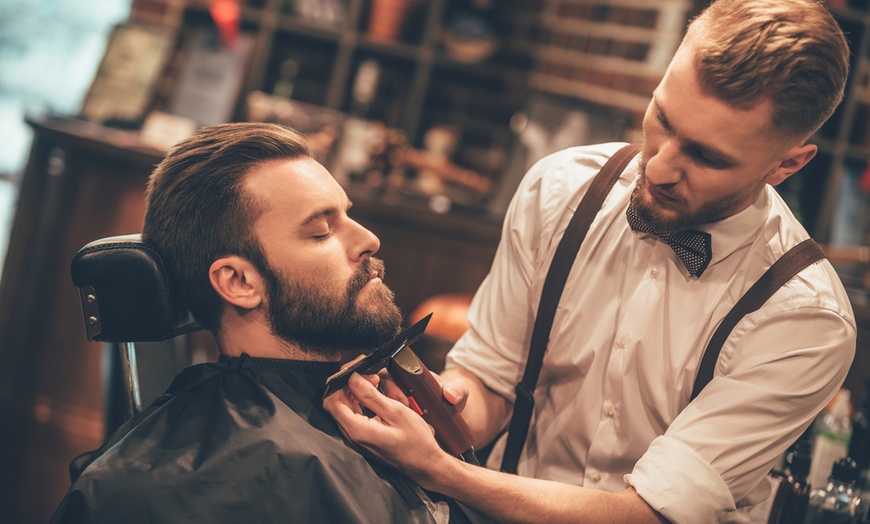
[325,374,415,453]
[377,369,410,407]
[323,373,384,422]
[361,372,380,389]
[323,378,364,418]
[345,372,411,423]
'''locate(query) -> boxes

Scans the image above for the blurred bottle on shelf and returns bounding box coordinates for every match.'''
[332,60,383,184]
[850,383,870,523]
[804,457,861,524]
[767,439,812,524]
[272,59,299,100]
[809,389,853,489]
[348,59,380,118]
[367,0,411,42]
[850,383,870,476]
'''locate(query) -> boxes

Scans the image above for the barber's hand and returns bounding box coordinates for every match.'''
[323,372,452,483]
[376,369,410,405]
[378,368,471,413]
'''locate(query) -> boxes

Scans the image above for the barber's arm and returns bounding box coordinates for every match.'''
[324,372,666,524]
[628,296,856,520]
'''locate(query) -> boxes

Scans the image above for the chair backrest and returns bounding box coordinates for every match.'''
[71,234,202,418]
[70,234,201,343]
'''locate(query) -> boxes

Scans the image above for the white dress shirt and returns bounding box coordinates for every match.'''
[445,143,857,523]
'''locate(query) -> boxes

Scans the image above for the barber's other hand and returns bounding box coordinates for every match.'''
[439,375,469,411]
[323,372,451,483]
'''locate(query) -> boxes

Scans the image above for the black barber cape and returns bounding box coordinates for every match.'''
[51,355,472,523]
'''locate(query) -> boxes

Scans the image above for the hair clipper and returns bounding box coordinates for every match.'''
[388,345,480,465]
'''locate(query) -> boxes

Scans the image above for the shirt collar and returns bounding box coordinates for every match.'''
[697,187,770,267]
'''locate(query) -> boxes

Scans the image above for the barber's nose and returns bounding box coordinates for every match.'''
[350,220,380,262]
[645,140,682,186]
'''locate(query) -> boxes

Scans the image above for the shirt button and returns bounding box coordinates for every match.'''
[591,472,602,483]
[606,406,616,418]
[617,336,628,349]
[650,267,659,279]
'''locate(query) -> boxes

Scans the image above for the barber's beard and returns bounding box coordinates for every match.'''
[263,257,402,358]
[630,162,751,233]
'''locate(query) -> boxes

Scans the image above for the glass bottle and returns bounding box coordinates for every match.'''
[809,389,853,489]
[851,384,870,523]
[768,441,812,523]
[804,457,860,524]
[849,383,870,475]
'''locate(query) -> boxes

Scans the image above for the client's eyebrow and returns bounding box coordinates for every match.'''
[300,206,337,228]
[299,200,353,228]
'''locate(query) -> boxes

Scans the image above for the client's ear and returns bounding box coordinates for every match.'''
[208,256,264,309]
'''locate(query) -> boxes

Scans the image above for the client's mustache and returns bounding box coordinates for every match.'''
[347,257,386,297]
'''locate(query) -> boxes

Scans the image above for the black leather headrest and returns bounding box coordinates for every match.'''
[70,234,201,342]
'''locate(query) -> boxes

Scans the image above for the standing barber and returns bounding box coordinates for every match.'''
[324,0,858,522]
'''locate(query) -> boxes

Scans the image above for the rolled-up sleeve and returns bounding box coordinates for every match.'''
[628,436,736,523]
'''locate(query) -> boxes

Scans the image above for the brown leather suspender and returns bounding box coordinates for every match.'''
[689,238,826,399]
[500,144,641,473]
[499,144,828,474]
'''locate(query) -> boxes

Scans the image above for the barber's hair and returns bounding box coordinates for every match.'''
[684,0,849,139]
[142,122,311,331]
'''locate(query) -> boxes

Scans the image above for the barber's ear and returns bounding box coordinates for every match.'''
[208,256,264,310]
[765,143,817,186]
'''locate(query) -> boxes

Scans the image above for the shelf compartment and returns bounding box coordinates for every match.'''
[263,32,340,107]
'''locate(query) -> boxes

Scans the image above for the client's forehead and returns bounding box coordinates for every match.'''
[243,157,347,228]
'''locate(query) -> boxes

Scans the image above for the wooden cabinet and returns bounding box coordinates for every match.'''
[0,116,500,522]
[0,118,163,524]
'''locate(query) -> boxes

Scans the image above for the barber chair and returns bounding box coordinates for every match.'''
[70,234,202,420]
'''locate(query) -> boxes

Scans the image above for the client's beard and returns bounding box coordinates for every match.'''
[263,257,403,358]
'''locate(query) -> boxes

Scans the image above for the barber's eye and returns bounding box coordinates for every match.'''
[313,232,332,241]
[655,113,671,131]
[686,147,726,168]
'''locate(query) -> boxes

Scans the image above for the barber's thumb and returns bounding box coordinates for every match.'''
[441,380,466,405]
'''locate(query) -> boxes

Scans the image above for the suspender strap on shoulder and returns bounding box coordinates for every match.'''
[500,144,641,474]
[690,238,826,400]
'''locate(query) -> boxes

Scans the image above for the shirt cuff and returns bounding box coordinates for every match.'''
[625,436,735,524]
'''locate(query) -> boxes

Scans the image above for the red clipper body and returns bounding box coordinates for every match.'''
[388,345,478,463]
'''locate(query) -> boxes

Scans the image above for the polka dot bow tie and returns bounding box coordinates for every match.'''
[626,203,712,277]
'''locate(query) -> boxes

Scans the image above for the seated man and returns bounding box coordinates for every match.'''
[51,122,477,523]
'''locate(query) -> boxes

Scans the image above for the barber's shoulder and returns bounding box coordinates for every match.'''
[531,142,629,172]
[528,142,631,204]
[536,142,632,184]
[507,143,633,235]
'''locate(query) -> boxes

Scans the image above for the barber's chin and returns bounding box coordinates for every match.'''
[638,195,681,226]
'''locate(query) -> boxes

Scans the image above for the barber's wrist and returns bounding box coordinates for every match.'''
[414,450,469,494]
